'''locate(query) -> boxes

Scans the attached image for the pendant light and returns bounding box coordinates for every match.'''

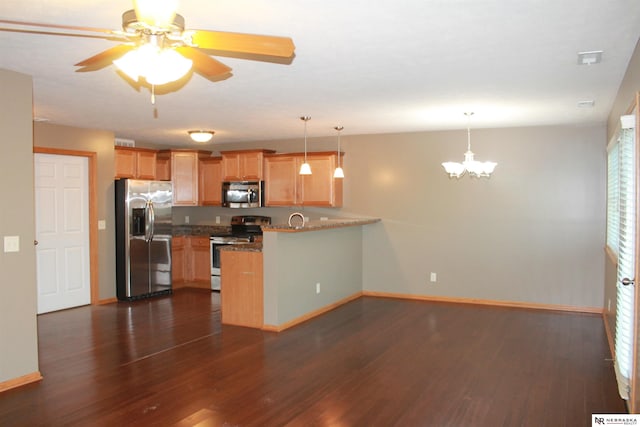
[299,116,312,175]
[333,125,344,178]
[442,112,497,178]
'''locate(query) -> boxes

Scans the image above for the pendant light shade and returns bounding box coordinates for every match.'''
[333,125,344,178]
[442,112,497,178]
[299,116,312,175]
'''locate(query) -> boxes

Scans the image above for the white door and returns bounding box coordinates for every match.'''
[34,153,90,314]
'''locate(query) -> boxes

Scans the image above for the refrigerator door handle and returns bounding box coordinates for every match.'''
[148,201,155,242]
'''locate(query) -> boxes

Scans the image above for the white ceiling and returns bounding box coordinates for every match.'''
[1,0,639,147]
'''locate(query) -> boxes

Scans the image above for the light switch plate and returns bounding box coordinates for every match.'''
[98,220,106,230]
[4,236,20,253]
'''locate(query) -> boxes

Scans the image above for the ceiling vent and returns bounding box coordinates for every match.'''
[115,137,135,147]
[577,50,603,65]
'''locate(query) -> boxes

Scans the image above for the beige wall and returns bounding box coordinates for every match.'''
[0,69,39,383]
[185,123,606,309]
[34,122,117,301]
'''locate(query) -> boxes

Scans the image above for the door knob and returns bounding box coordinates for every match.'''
[621,277,635,286]
[34,240,38,246]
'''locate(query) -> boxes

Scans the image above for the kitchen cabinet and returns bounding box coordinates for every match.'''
[162,150,212,206]
[171,236,186,285]
[221,149,275,181]
[115,147,157,179]
[221,250,263,328]
[199,157,223,205]
[156,151,171,181]
[172,235,210,289]
[264,152,343,207]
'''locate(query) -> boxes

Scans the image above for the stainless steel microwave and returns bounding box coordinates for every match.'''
[222,181,263,208]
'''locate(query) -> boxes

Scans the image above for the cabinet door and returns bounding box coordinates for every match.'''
[301,154,342,207]
[190,236,211,282]
[199,158,222,205]
[115,149,136,178]
[264,155,299,206]
[221,153,241,181]
[240,152,263,180]
[172,152,199,206]
[221,250,263,328]
[172,236,186,285]
[156,155,171,181]
[136,151,157,179]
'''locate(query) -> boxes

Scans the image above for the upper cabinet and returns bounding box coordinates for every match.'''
[221,149,275,181]
[264,152,343,207]
[161,150,212,206]
[199,156,223,206]
[115,147,158,180]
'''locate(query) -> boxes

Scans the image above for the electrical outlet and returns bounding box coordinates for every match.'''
[215,216,221,224]
[316,283,321,294]
[430,272,437,283]
[185,216,190,224]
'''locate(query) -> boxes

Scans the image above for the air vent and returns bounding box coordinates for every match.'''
[115,138,135,147]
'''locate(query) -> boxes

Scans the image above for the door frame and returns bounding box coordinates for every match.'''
[34,147,99,305]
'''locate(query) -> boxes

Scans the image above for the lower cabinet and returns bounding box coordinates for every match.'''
[220,250,263,328]
[171,235,210,289]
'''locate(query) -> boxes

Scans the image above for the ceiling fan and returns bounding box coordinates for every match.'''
[0,0,295,90]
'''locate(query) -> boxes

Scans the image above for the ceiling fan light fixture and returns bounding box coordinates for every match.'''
[113,44,192,85]
[133,0,179,28]
[188,130,214,143]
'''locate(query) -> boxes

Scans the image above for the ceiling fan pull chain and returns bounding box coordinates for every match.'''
[151,84,155,105]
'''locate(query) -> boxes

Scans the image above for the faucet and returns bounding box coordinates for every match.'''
[288,212,305,229]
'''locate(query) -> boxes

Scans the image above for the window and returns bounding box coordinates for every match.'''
[610,113,636,400]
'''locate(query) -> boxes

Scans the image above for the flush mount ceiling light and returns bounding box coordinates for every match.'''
[299,116,312,175]
[188,130,214,143]
[333,125,345,178]
[442,112,497,179]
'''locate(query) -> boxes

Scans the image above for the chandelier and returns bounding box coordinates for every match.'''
[442,112,497,178]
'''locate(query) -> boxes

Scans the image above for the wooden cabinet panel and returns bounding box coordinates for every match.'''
[264,155,299,206]
[264,152,343,207]
[115,148,136,178]
[221,250,263,328]
[115,147,158,179]
[172,152,198,205]
[168,150,212,206]
[172,235,210,288]
[221,149,274,181]
[136,150,157,179]
[172,236,186,285]
[199,157,223,205]
[189,236,211,283]
[301,153,342,207]
[156,152,171,181]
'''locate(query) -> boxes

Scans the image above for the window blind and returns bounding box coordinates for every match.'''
[607,140,620,255]
[613,115,636,400]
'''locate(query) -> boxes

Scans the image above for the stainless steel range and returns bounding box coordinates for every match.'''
[209,215,271,291]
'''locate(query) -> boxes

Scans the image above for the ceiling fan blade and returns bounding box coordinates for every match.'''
[175,46,231,78]
[0,19,115,35]
[190,30,295,58]
[75,45,135,68]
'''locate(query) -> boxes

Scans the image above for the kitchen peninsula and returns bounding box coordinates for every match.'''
[220,218,380,330]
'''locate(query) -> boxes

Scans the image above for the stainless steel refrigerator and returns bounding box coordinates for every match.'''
[115,179,173,301]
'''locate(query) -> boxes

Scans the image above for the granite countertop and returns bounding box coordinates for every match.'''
[172,225,229,236]
[262,218,381,233]
[218,242,263,253]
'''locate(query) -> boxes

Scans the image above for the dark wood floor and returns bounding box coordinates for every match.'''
[0,290,626,426]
